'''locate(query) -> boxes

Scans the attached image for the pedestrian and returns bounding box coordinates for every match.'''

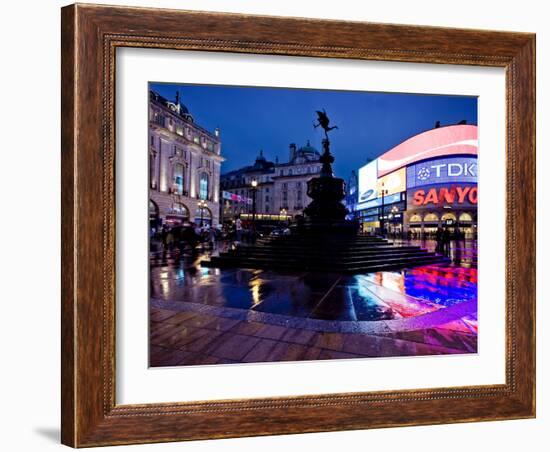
[207,225,217,249]
[442,228,451,256]
[235,218,243,243]
[435,227,443,253]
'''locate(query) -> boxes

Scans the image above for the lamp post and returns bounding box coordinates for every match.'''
[251,179,258,237]
[390,205,399,237]
[379,182,388,237]
[279,208,287,227]
[198,199,207,227]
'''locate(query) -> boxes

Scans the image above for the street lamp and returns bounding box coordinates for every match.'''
[198,199,207,227]
[250,179,258,237]
[279,208,287,226]
[390,205,399,237]
[379,182,388,237]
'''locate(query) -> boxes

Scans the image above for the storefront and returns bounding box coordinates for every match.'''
[405,184,477,238]
[149,200,160,229]
[164,202,190,226]
[195,206,212,227]
[355,125,478,239]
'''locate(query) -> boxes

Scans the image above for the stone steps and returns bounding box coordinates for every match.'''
[226,248,433,260]
[204,233,449,273]
[206,254,447,273]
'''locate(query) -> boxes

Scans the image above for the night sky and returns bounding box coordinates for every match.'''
[150,82,477,179]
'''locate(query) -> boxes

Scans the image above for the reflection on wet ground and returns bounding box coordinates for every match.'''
[150,241,478,330]
[149,241,478,365]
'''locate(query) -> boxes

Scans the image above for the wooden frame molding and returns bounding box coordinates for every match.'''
[61,3,536,447]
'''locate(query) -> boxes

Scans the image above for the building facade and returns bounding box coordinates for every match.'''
[356,124,478,238]
[220,142,323,223]
[149,90,223,228]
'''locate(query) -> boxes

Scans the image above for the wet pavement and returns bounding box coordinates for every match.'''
[149,240,478,366]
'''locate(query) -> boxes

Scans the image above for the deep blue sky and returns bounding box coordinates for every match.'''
[150,82,477,179]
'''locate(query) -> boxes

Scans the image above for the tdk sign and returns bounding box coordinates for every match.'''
[406,157,477,188]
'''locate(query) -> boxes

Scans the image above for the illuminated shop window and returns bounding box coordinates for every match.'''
[409,214,422,223]
[441,213,457,221]
[459,212,473,222]
[171,202,189,217]
[423,213,439,222]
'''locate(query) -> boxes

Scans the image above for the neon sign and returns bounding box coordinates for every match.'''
[377,125,478,177]
[412,186,478,206]
[407,156,477,188]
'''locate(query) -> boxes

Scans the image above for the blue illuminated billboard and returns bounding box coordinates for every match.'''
[357,192,402,210]
[406,156,477,189]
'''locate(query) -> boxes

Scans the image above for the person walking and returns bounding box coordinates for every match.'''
[435,227,443,253]
[235,217,243,243]
[442,227,451,257]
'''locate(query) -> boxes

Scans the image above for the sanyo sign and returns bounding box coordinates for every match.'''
[406,156,477,188]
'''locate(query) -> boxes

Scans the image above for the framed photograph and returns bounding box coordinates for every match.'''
[61,3,536,447]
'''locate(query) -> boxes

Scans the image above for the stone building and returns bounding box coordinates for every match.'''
[220,142,323,222]
[148,90,223,228]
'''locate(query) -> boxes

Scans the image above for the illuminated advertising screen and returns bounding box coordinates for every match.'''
[357,192,402,210]
[377,124,478,177]
[407,183,478,209]
[357,159,378,206]
[407,156,477,188]
[377,167,406,197]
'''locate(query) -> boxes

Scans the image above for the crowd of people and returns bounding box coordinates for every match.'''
[150,218,264,256]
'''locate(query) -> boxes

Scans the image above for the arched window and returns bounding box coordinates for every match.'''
[409,214,422,223]
[171,202,189,217]
[459,212,473,222]
[195,206,212,226]
[199,173,209,200]
[173,163,184,194]
[149,200,159,217]
[423,213,439,222]
[441,212,457,221]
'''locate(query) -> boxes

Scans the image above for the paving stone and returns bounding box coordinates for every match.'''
[206,333,262,361]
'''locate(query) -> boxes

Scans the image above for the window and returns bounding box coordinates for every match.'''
[150,135,155,147]
[441,213,457,221]
[193,135,200,144]
[409,214,422,223]
[423,213,439,222]
[459,212,473,222]
[149,153,156,188]
[171,202,189,217]
[173,163,184,194]
[199,173,209,200]
[153,112,165,127]
[265,195,270,202]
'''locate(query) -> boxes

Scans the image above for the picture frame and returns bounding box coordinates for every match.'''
[61,3,535,447]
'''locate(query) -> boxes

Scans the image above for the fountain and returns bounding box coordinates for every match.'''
[204,111,448,273]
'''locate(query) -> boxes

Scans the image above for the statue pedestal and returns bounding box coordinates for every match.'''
[298,137,357,234]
